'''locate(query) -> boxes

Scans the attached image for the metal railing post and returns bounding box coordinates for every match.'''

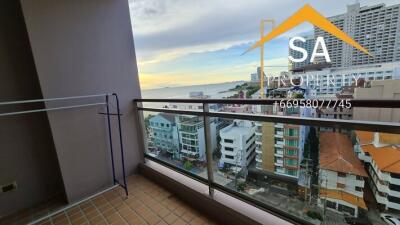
[203,103,215,197]
[133,101,147,164]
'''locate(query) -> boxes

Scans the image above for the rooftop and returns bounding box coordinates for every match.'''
[357,131,400,174]
[319,132,367,177]
[220,120,254,136]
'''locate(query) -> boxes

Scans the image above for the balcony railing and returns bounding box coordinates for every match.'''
[133,98,400,225]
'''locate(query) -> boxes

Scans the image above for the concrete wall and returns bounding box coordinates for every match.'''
[0,0,64,217]
[20,0,142,202]
[353,80,400,122]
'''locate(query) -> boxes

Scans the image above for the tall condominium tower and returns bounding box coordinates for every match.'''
[289,35,315,70]
[314,3,400,68]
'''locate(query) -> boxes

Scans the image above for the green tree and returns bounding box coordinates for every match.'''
[183,161,193,170]
[237,181,246,192]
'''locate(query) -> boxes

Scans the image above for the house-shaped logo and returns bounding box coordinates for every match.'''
[243,4,371,57]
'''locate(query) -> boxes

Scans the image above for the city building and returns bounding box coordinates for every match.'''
[314,81,364,132]
[315,2,400,68]
[169,91,221,111]
[353,80,400,122]
[219,120,256,172]
[251,73,259,83]
[318,132,367,217]
[295,62,400,96]
[255,88,310,179]
[289,35,315,70]
[250,67,267,84]
[148,113,180,158]
[355,131,400,211]
[177,115,217,162]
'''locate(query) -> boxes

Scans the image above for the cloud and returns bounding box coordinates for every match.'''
[139,57,289,89]
[130,0,399,89]
[130,0,381,63]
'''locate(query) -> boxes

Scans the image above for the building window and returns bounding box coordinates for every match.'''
[391,173,400,179]
[389,183,400,192]
[326,200,336,209]
[388,195,400,204]
[355,186,363,192]
[356,175,364,181]
[287,169,297,176]
[337,183,346,189]
[338,172,346,177]
[225,147,234,151]
[285,159,297,166]
[225,155,234,159]
[224,139,234,143]
[338,204,355,216]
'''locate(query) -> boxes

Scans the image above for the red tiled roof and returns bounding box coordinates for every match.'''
[319,132,367,177]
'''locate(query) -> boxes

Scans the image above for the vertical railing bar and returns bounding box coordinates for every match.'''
[203,103,215,197]
[134,101,147,164]
[106,95,117,185]
[112,93,128,196]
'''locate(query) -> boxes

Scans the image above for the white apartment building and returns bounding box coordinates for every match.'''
[148,113,179,158]
[355,131,400,211]
[294,62,400,96]
[315,2,400,68]
[177,115,217,162]
[318,132,367,217]
[219,120,256,172]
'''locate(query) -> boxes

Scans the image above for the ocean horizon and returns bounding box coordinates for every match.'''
[140,80,246,108]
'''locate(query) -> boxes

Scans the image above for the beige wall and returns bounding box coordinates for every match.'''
[353,80,400,122]
[262,123,275,172]
[20,0,143,202]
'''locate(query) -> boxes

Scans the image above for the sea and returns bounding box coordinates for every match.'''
[141,81,245,108]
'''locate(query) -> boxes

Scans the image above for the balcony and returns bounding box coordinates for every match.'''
[1,2,400,224]
[1,96,399,225]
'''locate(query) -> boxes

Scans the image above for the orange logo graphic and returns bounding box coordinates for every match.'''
[243,4,371,56]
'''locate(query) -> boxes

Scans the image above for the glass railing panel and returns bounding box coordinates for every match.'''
[137,100,400,225]
[208,116,400,225]
[143,111,209,180]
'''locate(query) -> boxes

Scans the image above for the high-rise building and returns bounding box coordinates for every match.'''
[295,62,400,96]
[289,35,315,70]
[255,88,310,179]
[315,3,400,68]
[219,120,256,172]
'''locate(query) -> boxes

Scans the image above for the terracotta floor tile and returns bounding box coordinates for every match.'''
[2,175,220,225]
[164,213,178,224]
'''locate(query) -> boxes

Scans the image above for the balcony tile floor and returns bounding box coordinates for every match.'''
[2,175,220,225]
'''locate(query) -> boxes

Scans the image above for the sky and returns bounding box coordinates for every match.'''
[128,0,399,90]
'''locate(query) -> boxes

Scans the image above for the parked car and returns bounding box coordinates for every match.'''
[381,213,400,225]
[345,216,373,225]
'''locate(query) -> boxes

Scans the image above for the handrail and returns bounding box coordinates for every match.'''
[137,106,400,133]
[0,94,109,106]
[133,98,400,108]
